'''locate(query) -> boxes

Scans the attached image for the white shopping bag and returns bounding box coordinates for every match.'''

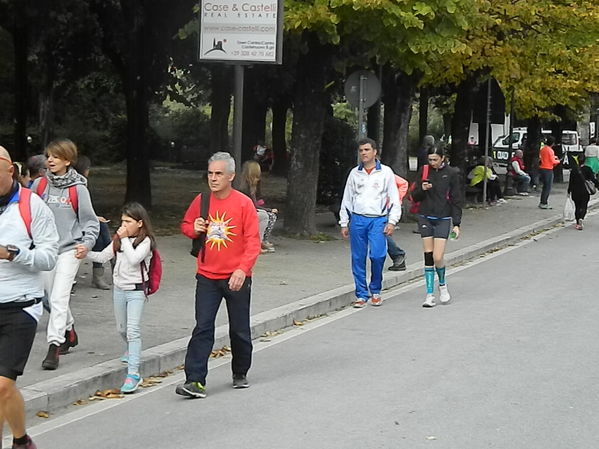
[563,195,575,221]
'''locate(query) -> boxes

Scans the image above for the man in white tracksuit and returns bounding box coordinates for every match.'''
[339,138,401,308]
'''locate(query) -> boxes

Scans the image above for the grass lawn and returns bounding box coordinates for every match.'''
[88,163,288,235]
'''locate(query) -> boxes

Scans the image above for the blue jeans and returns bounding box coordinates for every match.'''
[539,169,553,205]
[386,235,405,260]
[349,214,387,300]
[184,274,253,385]
[113,288,146,375]
[513,174,531,193]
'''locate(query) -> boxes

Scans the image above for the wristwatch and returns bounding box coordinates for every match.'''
[6,245,20,261]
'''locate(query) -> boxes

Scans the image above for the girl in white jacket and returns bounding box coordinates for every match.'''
[87,202,156,394]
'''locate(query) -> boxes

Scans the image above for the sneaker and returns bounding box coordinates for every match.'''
[175,381,206,398]
[120,352,129,364]
[42,344,60,370]
[232,374,249,389]
[261,242,275,253]
[352,299,367,308]
[11,435,37,449]
[370,294,383,306]
[575,223,583,230]
[388,255,406,271]
[58,326,79,355]
[121,374,142,394]
[439,285,452,305]
[538,203,552,209]
[497,198,507,204]
[422,294,436,308]
[518,192,529,196]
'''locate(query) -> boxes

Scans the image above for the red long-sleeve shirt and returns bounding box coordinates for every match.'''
[181,190,261,279]
[539,145,560,170]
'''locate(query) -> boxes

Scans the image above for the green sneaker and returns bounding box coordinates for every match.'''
[175,381,206,398]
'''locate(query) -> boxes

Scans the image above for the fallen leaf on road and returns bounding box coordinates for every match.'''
[36,411,49,418]
[210,346,231,358]
[90,388,124,400]
[73,399,88,406]
[293,320,304,326]
[141,377,163,388]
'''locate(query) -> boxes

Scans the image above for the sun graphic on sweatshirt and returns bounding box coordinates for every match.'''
[206,211,237,250]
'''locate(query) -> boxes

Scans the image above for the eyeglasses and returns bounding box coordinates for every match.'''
[0,156,12,165]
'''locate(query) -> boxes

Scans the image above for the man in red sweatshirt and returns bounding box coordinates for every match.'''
[538,136,560,209]
[177,152,261,398]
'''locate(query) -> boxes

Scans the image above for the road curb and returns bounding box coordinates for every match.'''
[22,200,596,418]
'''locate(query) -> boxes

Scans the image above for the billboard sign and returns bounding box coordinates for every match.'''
[198,0,283,64]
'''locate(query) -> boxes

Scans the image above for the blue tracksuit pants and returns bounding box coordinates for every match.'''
[349,214,387,300]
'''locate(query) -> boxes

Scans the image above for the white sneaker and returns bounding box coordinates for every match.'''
[422,294,436,308]
[439,285,452,304]
[497,198,507,204]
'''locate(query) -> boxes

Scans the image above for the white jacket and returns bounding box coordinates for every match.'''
[339,161,401,227]
[87,236,152,290]
[0,186,58,316]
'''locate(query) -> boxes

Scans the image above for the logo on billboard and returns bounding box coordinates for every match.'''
[205,38,227,55]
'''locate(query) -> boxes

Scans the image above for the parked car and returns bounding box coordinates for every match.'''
[492,128,582,167]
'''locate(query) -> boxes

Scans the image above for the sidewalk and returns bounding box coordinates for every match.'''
[19,181,587,416]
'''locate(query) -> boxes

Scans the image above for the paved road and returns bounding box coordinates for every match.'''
[14,209,599,449]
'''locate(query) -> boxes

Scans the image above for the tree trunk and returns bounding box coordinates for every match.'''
[13,16,28,161]
[209,65,232,153]
[241,67,268,162]
[381,67,398,165]
[39,47,56,150]
[381,70,415,178]
[419,88,429,145]
[524,117,542,188]
[271,98,289,175]
[284,36,330,235]
[450,77,476,177]
[123,2,151,208]
[367,102,381,143]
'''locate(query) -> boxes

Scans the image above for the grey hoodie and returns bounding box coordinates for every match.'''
[31,169,99,254]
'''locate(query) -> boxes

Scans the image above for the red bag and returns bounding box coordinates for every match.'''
[141,248,162,296]
[408,165,429,214]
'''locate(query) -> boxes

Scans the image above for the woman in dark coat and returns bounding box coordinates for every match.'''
[568,153,599,230]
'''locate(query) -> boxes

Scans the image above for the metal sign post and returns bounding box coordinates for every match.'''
[345,70,381,143]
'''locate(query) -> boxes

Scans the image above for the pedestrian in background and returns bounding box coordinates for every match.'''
[387,173,408,271]
[584,138,599,175]
[239,160,278,254]
[339,137,401,308]
[0,146,59,449]
[538,136,560,209]
[26,154,46,188]
[177,152,261,398]
[31,139,100,370]
[74,155,112,290]
[87,202,156,393]
[508,149,531,195]
[567,154,599,230]
[411,145,463,308]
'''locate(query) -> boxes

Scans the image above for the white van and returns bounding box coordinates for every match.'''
[492,128,582,166]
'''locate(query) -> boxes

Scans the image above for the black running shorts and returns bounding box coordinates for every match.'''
[418,216,451,239]
[0,308,38,380]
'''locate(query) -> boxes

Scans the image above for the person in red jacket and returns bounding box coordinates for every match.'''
[176,152,261,399]
[538,136,560,209]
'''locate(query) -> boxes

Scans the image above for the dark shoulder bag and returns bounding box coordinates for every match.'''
[190,192,211,259]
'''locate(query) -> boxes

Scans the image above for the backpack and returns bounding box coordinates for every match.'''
[190,192,211,260]
[141,248,162,296]
[408,164,429,214]
[36,177,79,213]
[18,187,34,239]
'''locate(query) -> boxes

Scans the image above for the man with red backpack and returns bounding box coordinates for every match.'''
[0,146,58,449]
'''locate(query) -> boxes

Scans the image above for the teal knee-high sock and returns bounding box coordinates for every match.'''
[425,267,435,294]
[436,266,446,286]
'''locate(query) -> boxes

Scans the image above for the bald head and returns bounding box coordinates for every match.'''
[0,146,12,164]
[0,146,15,195]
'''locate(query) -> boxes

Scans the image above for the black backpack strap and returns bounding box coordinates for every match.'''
[199,192,210,262]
